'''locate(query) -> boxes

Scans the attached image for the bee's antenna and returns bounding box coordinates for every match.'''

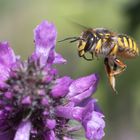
[58,37,81,43]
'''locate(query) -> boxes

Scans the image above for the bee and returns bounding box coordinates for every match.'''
[59,28,139,93]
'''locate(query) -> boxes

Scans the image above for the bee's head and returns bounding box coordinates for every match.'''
[80,30,95,52]
[58,30,95,60]
[77,30,95,60]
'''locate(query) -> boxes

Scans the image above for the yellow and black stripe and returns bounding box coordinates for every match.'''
[117,35,139,57]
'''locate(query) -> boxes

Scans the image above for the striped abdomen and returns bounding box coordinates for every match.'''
[117,35,139,58]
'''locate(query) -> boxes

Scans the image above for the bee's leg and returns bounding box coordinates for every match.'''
[104,57,117,93]
[89,52,94,60]
[95,39,102,53]
[82,52,94,61]
[110,58,127,76]
[94,39,102,58]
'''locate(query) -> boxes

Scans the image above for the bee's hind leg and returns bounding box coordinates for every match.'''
[104,57,127,93]
[104,57,117,93]
[111,58,127,76]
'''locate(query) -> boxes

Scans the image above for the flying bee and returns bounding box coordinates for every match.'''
[59,28,139,93]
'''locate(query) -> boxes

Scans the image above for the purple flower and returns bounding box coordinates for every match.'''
[0,20,105,140]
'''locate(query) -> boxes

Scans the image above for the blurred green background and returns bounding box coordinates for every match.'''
[0,0,140,139]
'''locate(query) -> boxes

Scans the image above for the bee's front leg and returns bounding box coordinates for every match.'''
[82,52,94,61]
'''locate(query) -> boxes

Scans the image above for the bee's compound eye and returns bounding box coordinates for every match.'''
[84,33,95,52]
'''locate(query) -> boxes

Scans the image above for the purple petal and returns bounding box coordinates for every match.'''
[37,89,46,96]
[56,105,84,121]
[14,120,31,140]
[82,111,105,140]
[4,92,13,99]
[21,96,31,105]
[0,110,6,119]
[44,130,56,140]
[81,99,96,115]
[33,20,57,66]
[41,97,49,106]
[80,98,104,115]
[53,52,67,64]
[34,20,57,48]
[45,119,56,129]
[43,67,58,83]
[56,99,105,139]
[0,42,16,67]
[0,130,14,140]
[0,42,17,86]
[66,74,99,103]
[51,76,73,98]
[0,64,10,87]
[68,86,95,104]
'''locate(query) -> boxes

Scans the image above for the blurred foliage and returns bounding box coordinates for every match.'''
[124,0,140,35]
[0,0,140,139]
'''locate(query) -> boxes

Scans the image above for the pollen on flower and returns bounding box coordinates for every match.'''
[0,20,105,140]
